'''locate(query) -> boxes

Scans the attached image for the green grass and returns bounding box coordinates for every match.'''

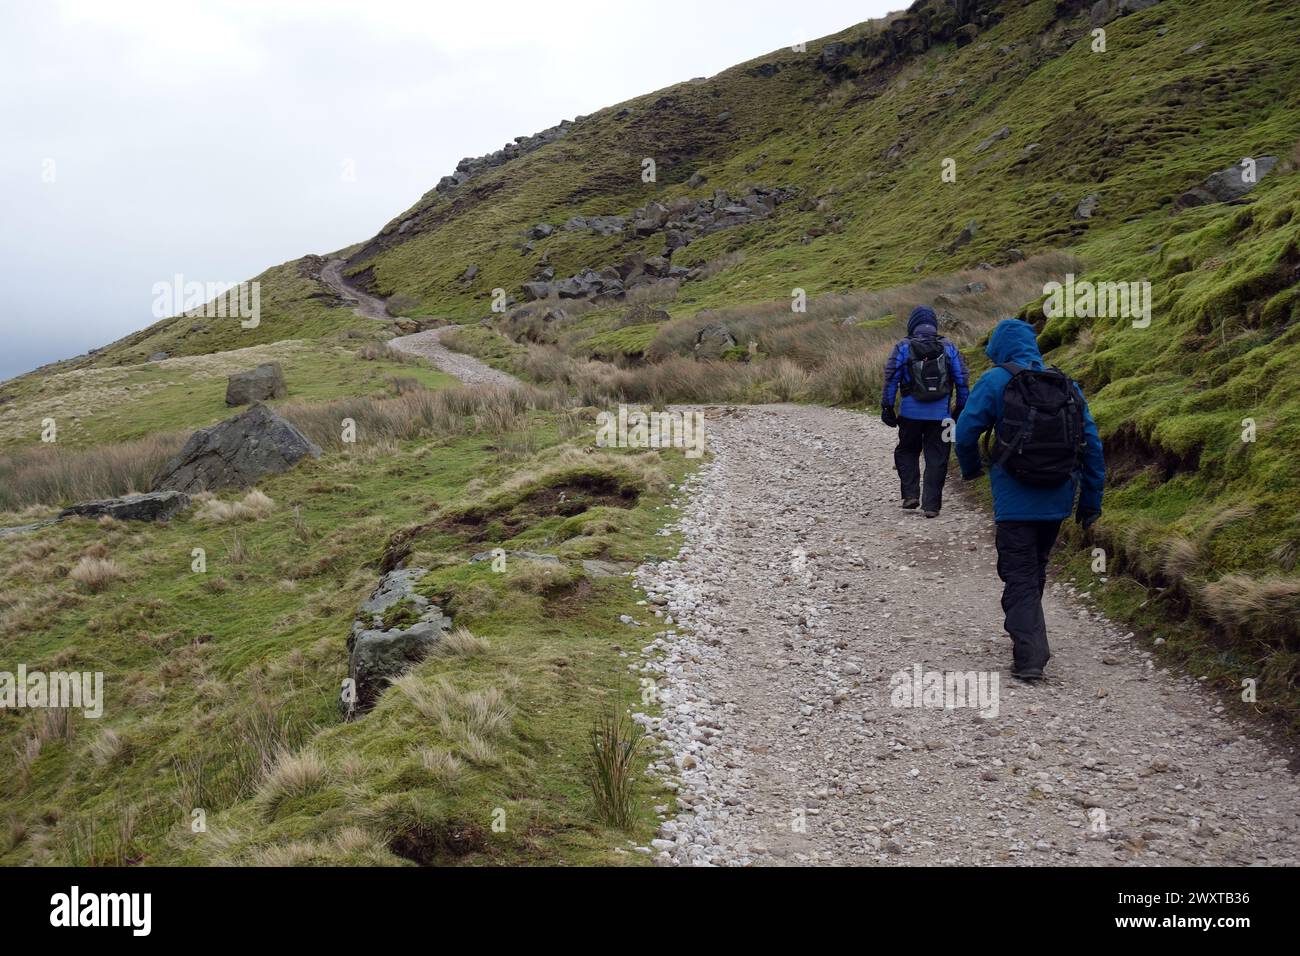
[5,0,1300,869]
[0,339,456,450]
[0,414,696,866]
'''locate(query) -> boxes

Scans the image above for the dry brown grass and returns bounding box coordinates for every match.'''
[195,489,275,524]
[502,255,1079,408]
[415,746,464,786]
[1199,574,1300,638]
[437,627,491,658]
[256,748,327,819]
[279,382,564,450]
[69,556,126,593]
[0,379,571,510]
[0,432,185,511]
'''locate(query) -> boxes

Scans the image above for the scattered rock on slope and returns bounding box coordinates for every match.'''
[973,125,1010,154]
[694,323,738,360]
[151,403,322,494]
[1174,156,1277,210]
[225,362,287,407]
[60,491,192,522]
[342,568,452,717]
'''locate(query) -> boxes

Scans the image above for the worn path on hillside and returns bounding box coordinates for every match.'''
[322,257,517,387]
[387,329,518,388]
[635,404,1300,866]
[321,258,390,321]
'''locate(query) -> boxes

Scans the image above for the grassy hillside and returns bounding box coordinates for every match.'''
[323,0,1300,717]
[3,0,1300,868]
[1,391,693,865]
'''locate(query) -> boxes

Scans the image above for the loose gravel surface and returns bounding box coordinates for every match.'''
[632,404,1300,866]
[387,328,518,388]
[321,255,518,388]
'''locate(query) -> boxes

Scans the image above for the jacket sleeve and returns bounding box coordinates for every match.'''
[882,341,906,408]
[948,343,970,410]
[1076,385,1105,514]
[954,371,999,477]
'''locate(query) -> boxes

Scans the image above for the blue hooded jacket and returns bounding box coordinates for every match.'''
[882,306,970,421]
[954,319,1105,522]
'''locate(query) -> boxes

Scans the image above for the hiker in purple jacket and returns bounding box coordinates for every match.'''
[881,306,970,517]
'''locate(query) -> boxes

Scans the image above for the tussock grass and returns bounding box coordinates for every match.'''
[256,749,327,819]
[278,382,564,450]
[1199,575,1300,640]
[195,489,276,524]
[0,432,184,510]
[52,802,141,867]
[587,700,645,830]
[89,728,130,767]
[69,556,126,593]
[437,627,491,658]
[508,559,584,596]
[416,747,464,786]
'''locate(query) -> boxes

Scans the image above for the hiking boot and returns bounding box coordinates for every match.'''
[902,498,920,510]
[1010,665,1045,682]
[923,509,940,519]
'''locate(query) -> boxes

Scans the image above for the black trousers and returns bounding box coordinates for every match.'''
[894,417,950,511]
[995,520,1063,671]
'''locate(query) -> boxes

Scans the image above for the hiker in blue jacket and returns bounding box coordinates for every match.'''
[882,306,970,517]
[955,318,1105,680]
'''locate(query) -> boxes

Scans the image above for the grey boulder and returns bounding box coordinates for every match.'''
[694,323,738,360]
[342,568,452,717]
[226,362,287,407]
[151,403,321,494]
[61,491,191,522]
[1175,157,1277,210]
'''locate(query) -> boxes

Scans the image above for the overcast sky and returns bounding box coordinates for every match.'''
[0,0,895,381]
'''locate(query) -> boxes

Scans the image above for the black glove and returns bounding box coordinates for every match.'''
[961,468,985,482]
[881,404,898,428]
[1076,509,1101,530]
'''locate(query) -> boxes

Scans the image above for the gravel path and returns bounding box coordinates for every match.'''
[633,403,1300,866]
[320,256,517,387]
[387,328,519,387]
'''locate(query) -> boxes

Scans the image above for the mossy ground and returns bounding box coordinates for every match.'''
[0,411,696,866]
[4,0,1300,866]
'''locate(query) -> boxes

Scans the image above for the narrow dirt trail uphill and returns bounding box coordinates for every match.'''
[637,404,1300,866]
[322,256,517,387]
[321,258,390,321]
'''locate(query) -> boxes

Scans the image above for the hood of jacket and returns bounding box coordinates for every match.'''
[985,319,1045,370]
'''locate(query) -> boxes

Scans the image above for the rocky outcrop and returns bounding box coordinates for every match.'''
[60,491,191,522]
[517,187,793,306]
[225,363,287,407]
[341,568,452,718]
[1174,157,1277,210]
[1074,194,1101,220]
[1092,0,1163,26]
[152,403,322,494]
[562,215,627,236]
[435,120,574,195]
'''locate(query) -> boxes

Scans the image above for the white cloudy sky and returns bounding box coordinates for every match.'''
[0,0,895,381]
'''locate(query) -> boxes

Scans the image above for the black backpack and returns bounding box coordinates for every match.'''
[991,363,1086,488]
[907,335,952,401]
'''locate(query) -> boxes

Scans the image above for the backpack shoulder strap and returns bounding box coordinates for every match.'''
[998,362,1024,376]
